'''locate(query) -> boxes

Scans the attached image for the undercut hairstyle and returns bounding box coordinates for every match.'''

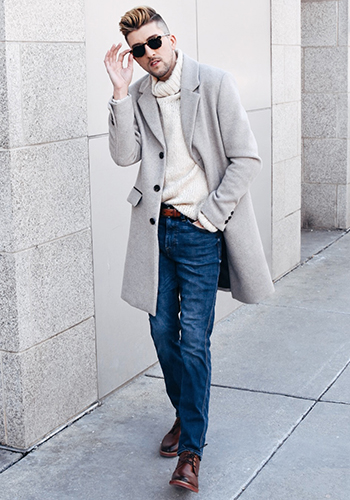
[119,6,169,39]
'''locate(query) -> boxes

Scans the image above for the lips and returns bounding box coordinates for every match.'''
[150,58,161,68]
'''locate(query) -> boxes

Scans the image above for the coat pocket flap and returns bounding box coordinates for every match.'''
[127,186,143,207]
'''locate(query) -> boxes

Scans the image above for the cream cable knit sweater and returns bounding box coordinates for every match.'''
[152,50,217,232]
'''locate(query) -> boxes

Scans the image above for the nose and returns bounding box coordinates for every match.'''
[144,44,156,57]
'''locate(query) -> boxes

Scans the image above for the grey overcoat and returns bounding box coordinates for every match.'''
[108,54,274,315]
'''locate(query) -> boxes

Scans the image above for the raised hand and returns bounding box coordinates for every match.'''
[104,43,134,100]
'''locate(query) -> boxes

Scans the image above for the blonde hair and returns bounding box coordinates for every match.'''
[119,6,169,39]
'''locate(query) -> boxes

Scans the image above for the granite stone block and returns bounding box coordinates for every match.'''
[285,45,301,103]
[273,102,300,163]
[338,0,349,46]
[303,138,347,183]
[0,43,9,146]
[302,183,337,228]
[337,183,350,228]
[1,230,94,352]
[3,0,85,42]
[272,210,301,279]
[0,150,12,251]
[302,93,337,138]
[272,0,301,46]
[1,43,24,148]
[272,160,286,222]
[2,139,90,252]
[303,47,347,93]
[0,354,5,443]
[2,318,97,450]
[0,2,4,41]
[336,93,348,139]
[272,45,285,105]
[20,43,87,145]
[0,253,19,351]
[301,1,337,47]
[285,156,302,216]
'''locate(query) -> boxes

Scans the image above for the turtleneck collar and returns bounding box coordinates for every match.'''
[151,49,183,98]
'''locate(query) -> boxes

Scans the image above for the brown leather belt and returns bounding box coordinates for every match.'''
[160,206,183,218]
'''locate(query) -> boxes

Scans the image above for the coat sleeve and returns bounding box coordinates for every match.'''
[108,95,142,166]
[200,72,262,232]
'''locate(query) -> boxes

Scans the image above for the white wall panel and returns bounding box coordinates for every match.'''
[89,136,156,397]
[197,0,271,111]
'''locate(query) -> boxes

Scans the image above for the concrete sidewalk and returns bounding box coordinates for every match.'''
[1,229,350,499]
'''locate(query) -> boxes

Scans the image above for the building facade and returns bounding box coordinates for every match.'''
[0,0,349,450]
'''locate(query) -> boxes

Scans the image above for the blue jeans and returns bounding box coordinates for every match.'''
[149,215,222,458]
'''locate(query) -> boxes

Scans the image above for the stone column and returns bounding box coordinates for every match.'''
[301,0,350,228]
[271,0,302,279]
[0,0,97,450]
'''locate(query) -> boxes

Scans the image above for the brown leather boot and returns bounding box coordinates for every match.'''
[169,450,200,493]
[160,417,181,457]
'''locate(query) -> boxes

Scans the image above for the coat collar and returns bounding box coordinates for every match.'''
[137,54,200,151]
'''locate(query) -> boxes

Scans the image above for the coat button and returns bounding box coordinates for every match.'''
[231,211,234,215]
[150,218,156,225]
[153,185,160,192]
[159,152,164,159]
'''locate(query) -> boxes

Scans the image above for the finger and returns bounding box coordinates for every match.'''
[117,48,132,62]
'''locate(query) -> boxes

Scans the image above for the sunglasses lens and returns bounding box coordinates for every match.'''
[132,45,145,58]
[132,36,163,58]
[148,36,162,50]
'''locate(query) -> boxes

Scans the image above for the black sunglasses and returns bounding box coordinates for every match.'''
[131,34,170,58]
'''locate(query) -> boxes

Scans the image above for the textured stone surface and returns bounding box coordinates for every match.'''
[272,45,285,105]
[284,45,301,103]
[337,183,350,228]
[302,93,337,138]
[322,365,350,404]
[300,228,344,262]
[1,42,23,148]
[2,318,97,449]
[3,0,85,42]
[0,354,5,443]
[336,93,348,139]
[273,102,300,163]
[0,376,311,499]
[303,138,347,183]
[302,183,337,228]
[301,1,338,47]
[272,210,301,279]
[0,139,90,252]
[272,0,301,45]
[213,302,350,399]
[239,403,350,500]
[284,156,302,216]
[20,43,87,145]
[0,43,9,146]
[0,230,94,352]
[303,47,347,93]
[0,450,23,473]
[0,254,18,352]
[265,232,350,314]
[338,0,349,46]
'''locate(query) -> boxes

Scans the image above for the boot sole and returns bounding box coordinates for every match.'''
[169,479,199,493]
[160,449,178,458]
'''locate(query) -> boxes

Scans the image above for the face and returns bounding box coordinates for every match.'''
[127,21,177,81]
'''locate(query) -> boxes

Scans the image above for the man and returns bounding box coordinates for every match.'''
[104,6,274,493]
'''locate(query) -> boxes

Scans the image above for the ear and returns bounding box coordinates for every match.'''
[169,34,177,50]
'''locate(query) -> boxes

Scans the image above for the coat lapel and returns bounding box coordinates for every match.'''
[137,77,165,149]
[180,55,201,156]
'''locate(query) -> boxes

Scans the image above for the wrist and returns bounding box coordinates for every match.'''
[113,88,128,100]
